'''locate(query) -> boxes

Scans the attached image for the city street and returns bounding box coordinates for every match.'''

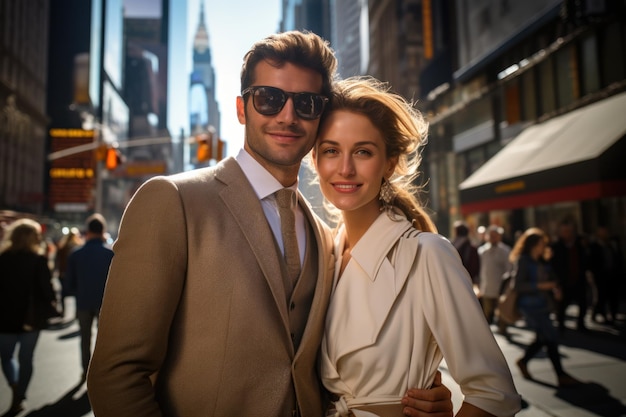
[1,299,625,417]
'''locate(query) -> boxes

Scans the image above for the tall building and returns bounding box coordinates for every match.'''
[123,0,179,194]
[331,0,367,78]
[44,0,129,231]
[189,1,221,166]
[0,1,50,219]
[280,0,331,40]
[189,2,220,136]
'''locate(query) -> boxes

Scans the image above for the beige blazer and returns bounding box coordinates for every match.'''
[88,157,335,417]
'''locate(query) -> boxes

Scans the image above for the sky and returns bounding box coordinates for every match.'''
[124,0,282,157]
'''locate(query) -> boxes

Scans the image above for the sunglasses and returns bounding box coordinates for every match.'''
[241,86,329,120]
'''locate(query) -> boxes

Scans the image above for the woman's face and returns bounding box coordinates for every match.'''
[531,238,546,260]
[313,110,395,217]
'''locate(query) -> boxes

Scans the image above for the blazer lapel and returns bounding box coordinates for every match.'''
[326,214,415,360]
[215,158,290,326]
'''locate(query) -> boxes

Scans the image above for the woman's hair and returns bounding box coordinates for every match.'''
[510,227,547,262]
[240,30,337,101]
[1,218,43,254]
[315,76,436,233]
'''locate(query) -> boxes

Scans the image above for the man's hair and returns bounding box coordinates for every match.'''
[240,30,337,100]
[454,221,470,237]
[86,213,106,235]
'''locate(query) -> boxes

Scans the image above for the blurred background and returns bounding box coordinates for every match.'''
[1,0,625,248]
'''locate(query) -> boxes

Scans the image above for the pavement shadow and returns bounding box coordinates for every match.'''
[58,330,80,340]
[504,315,626,361]
[519,377,626,416]
[556,381,626,417]
[558,325,626,361]
[22,383,91,417]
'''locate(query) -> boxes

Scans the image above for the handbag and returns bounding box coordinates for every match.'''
[498,281,521,324]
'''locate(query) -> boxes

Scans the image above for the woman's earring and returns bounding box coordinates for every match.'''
[379,178,395,211]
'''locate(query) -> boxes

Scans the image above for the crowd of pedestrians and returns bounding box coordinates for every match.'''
[0,214,111,417]
[0,209,624,416]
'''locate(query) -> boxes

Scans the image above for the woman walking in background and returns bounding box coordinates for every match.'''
[513,227,579,388]
[0,219,58,416]
[54,227,82,319]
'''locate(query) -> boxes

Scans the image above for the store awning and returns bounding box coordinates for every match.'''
[459,92,626,215]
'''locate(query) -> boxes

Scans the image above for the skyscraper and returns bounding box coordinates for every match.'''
[189,1,220,138]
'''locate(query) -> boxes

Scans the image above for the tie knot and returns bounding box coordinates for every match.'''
[275,188,295,209]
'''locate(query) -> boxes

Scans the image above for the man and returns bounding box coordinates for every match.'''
[66,213,113,381]
[87,31,452,417]
[478,225,513,326]
[589,226,624,324]
[451,221,480,286]
[550,219,590,332]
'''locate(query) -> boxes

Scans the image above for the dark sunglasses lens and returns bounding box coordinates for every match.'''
[293,93,325,120]
[253,87,285,115]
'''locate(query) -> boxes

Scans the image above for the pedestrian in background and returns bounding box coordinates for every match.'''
[54,227,83,320]
[513,227,579,388]
[550,219,590,332]
[589,225,624,324]
[478,225,513,325]
[66,213,113,382]
[451,220,480,287]
[0,218,58,416]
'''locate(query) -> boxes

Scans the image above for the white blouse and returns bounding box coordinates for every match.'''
[320,212,520,416]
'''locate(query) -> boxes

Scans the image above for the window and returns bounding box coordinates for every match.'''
[503,80,521,125]
[521,69,537,121]
[555,44,579,108]
[581,34,600,95]
[600,22,625,87]
[538,59,556,115]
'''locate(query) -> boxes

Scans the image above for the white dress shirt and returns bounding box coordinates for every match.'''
[235,148,305,264]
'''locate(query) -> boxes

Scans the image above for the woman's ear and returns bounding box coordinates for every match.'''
[386,156,399,177]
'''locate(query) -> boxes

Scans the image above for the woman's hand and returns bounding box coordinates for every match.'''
[401,371,453,416]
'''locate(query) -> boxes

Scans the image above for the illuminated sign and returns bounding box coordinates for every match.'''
[48,129,97,212]
[495,181,525,194]
[49,168,95,179]
[49,128,95,138]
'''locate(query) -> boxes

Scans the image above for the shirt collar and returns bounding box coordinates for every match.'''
[235,148,298,200]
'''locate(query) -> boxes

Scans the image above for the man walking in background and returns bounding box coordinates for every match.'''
[478,225,513,333]
[66,213,113,381]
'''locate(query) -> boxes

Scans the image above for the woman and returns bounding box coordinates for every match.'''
[311,76,521,416]
[511,227,578,387]
[54,227,83,318]
[0,219,58,415]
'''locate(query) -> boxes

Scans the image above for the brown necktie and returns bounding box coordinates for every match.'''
[275,188,301,283]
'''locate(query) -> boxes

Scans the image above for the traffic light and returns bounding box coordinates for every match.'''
[105,147,123,170]
[216,138,225,161]
[196,132,212,163]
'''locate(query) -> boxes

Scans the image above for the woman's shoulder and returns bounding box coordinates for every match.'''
[394,229,457,262]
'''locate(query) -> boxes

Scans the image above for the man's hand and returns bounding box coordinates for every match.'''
[401,371,454,417]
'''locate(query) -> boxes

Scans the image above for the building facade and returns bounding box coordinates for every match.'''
[421,0,626,243]
[0,1,50,218]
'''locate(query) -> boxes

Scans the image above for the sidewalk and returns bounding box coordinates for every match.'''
[1,302,625,416]
[441,309,626,417]
[0,298,94,417]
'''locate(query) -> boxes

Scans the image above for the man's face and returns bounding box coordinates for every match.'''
[236,60,324,185]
